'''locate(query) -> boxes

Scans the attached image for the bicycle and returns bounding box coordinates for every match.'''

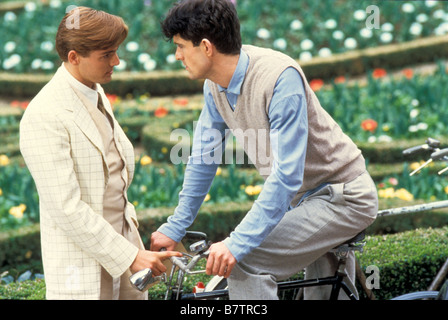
[130,230,366,300]
[129,138,448,300]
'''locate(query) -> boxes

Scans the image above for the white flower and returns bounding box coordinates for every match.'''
[24,2,37,12]
[360,28,373,38]
[380,32,393,43]
[318,47,332,58]
[49,0,62,8]
[435,22,448,35]
[300,39,314,51]
[41,60,54,70]
[4,11,17,22]
[324,19,337,29]
[299,51,312,62]
[2,54,21,70]
[344,37,357,49]
[332,30,344,40]
[115,59,127,71]
[416,13,428,23]
[411,99,419,107]
[4,41,16,53]
[425,0,438,7]
[126,41,139,52]
[256,28,270,40]
[402,3,415,13]
[378,135,392,143]
[381,22,394,32]
[40,41,54,52]
[138,53,151,64]
[417,122,428,131]
[143,58,157,71]
[290,19,303,31]
[166,54,176,64]
[31,59,42,69]
[433,9,445,19]
[273,38,287,50]
[353,9,366,21]
[410,109,419,118]
[409,22,423,36]
[368,136,377,143]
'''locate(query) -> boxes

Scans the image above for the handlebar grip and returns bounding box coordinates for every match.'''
[431,148,448,161]
[403,144,429,155]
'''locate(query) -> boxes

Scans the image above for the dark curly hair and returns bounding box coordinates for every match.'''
[161,0,242,55]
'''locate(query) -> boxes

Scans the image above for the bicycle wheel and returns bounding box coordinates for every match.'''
[391,291,439,300]
[205,275,228,290]
[204,275,228,299]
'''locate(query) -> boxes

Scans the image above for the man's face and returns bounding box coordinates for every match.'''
[173,34,211,80]
[72,47,120,88]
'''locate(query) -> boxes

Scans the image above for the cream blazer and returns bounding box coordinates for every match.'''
[20,66,139,299]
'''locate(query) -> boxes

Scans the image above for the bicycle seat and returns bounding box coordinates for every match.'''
[331,230,366,254]
[343,230,366,245]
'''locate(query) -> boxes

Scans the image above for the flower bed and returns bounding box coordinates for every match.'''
[1,0,448,73]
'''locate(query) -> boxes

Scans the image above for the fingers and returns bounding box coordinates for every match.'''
[205,243,236,278]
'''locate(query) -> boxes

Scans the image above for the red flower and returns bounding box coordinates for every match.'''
[361,119,378,133]
[106,93,118,105]
[402,68,413,79]
[309,79,324,92]
[372,68,387,79]
[173,98,189,106]
[154,106,169,118]
[334,76,346,84]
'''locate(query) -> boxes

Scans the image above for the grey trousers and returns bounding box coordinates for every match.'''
[227,171,378,300]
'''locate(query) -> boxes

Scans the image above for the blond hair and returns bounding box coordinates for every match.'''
[56,6,128,61]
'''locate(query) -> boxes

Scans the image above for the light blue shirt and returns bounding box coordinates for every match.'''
[158,50,309,261]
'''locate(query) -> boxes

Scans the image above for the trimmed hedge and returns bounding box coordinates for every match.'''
[1,36,447,98]
[357,226,448,300]
[1,225,447,300]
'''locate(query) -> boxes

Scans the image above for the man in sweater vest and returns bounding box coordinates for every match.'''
[151,0,378,299]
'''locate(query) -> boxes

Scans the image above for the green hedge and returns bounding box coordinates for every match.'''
[1,36,447,98]
[1,225,447,300]
[357,226,448,300]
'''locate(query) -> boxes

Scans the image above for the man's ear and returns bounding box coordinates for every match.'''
[67,50,81,65]
[200,39,214,57]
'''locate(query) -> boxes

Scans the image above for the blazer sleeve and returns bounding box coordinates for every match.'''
[20,106,138,278]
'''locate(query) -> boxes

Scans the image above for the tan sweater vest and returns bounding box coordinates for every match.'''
[207,45,366,204]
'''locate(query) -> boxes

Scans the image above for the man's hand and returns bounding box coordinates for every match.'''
[130,250,182,275]
[150,231,177,252]
[206,242,236,278]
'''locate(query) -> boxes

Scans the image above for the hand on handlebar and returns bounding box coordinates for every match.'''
[205,242,237,278]
[130,249,182,276]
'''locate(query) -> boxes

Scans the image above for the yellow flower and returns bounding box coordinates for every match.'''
[161,147,168,154]
[409,162,421,172]
[216,167,222,176]
[445,185,448,195]
[9,204,26,219]
[140,155,153,166]
[245,185,262,196]
[0,154,10,166]
[378,187,395,199]
[394,188,414,201]
[204,194,211,202]
[25,251,32,259]
[0,188,3,196]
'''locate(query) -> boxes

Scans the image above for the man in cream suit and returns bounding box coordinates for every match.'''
[20,7,180,300]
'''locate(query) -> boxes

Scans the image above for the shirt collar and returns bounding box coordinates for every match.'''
[218,49,249,95]
[60,63,99,106]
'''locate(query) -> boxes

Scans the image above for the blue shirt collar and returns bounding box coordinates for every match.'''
[217,49,249,95]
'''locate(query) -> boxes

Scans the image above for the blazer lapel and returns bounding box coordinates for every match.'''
[52,67,108,166]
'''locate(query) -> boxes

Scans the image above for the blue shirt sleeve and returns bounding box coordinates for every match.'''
[157,80,229,242]
[223,67,308,261]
